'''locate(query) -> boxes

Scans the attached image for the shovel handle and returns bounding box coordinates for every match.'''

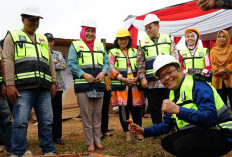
[127,119,136,133]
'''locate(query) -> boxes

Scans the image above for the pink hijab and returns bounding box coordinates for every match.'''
[80,26,96,52]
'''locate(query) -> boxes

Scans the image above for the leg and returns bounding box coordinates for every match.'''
[217,88,227,106]
[162,130,232,157]
[76,93,94,146]
[34,90,55,154]
[92,97,103,144]
[101,90,111,134]
[51,91,63,144]
[226,87,232,109]
[145,88,169,124]
[11,90,35,156]
[0,97,12,151]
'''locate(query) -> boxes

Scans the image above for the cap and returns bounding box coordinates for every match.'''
[44,33,54,40]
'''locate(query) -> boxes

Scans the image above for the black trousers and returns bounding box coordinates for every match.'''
[144,88,169,124]
[118,87,142,132]
[217,83,232,108]
[0,130,4,145]
[161,129,232,157]
[101,90,111,133]
[52,90,63,140]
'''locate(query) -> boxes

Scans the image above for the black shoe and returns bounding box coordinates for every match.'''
[107,128,114,132]
[54,138,65,145]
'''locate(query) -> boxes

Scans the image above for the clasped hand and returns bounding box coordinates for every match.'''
[82,72,106,83]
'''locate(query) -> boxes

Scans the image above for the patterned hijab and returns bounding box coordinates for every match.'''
[211,30,232,66]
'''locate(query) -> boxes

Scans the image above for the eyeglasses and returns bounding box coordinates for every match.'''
[159,68,178,81]
[145,24,156,31]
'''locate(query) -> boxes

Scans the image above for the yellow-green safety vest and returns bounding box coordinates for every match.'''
[140,34,171,81]
[179,47,208,70]
[170,75,232,131]
[110,48,140,91]
[9,30,51,90]
[72,40,106,93]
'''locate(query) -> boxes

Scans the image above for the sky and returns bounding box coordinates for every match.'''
[0,0,191,43]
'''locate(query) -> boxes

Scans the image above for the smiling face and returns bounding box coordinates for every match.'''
[22,17,40,34]
[85,27,96,42]
[158,64,183,90]
[218,31,227,46]
[145,22,159,39]
[186,31,197,47]
[117,37,129,49]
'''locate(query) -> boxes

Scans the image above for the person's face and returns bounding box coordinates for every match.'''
[158,65,182,90]
[48,39,54,50]
[22,17,40,34]
[85,27,96,42]
[186,32,196,47]
[218,32,227,46]
[145,23,159,39]
[117,37,129,49]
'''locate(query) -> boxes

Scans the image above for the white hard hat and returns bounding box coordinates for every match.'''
[81,18,97,28]
[21,5,43,18]
[143,14,160,27]
[153,55,180,77]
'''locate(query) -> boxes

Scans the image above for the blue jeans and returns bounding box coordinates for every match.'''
[0,97,12,150]
[12,90,56,156]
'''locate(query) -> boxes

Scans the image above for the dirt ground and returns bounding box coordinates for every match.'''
[2,113,232,157]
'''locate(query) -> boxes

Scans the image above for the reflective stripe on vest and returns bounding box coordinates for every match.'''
[170,75,230,131]
[140,34,171,80]
[179,47,207,70]
[9,30,51,90]
[110,48,138,91]
[72,40,106,92]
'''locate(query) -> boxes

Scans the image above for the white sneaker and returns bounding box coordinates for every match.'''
[44,152,56,156]
[22,150,33,157]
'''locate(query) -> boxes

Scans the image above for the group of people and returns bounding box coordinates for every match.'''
[0,1,232,157]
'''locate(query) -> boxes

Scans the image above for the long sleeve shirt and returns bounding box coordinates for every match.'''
[144,79,221,137]
[137,35,179,88]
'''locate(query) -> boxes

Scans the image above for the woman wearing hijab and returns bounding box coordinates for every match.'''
[108,28,145,141]
[210,30,232,109]
[67,18,109,152]
[179,28,211,78]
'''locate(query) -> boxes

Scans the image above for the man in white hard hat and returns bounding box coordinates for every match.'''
[130,54,232,156]
[2,5,56,156]
[137,14,178,125]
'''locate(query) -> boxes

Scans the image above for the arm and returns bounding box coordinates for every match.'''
[202,50,211,75]
[53,51,66,70]
[0,49,6,98]
[49,51,57,99]
[143,113,175,137]
[170,39,179,60]
[67,44,85,78]
[2,34,21,104]
[177,81,218,127]
[178,52,188,75]
[108,51,120,79]
[137,46,148,88]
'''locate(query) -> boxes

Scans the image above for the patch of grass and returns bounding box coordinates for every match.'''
[27,127,172,156]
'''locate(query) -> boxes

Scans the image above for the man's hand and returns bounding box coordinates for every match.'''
[1,84,7,99]
[95,71,106,83]
[7,85,21,104]
[50,84,57,100]
[141,78,148,89]
[82,73,96,83]
[197,0,216,11]
[128,123,144,135]
[162,99,180,114]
